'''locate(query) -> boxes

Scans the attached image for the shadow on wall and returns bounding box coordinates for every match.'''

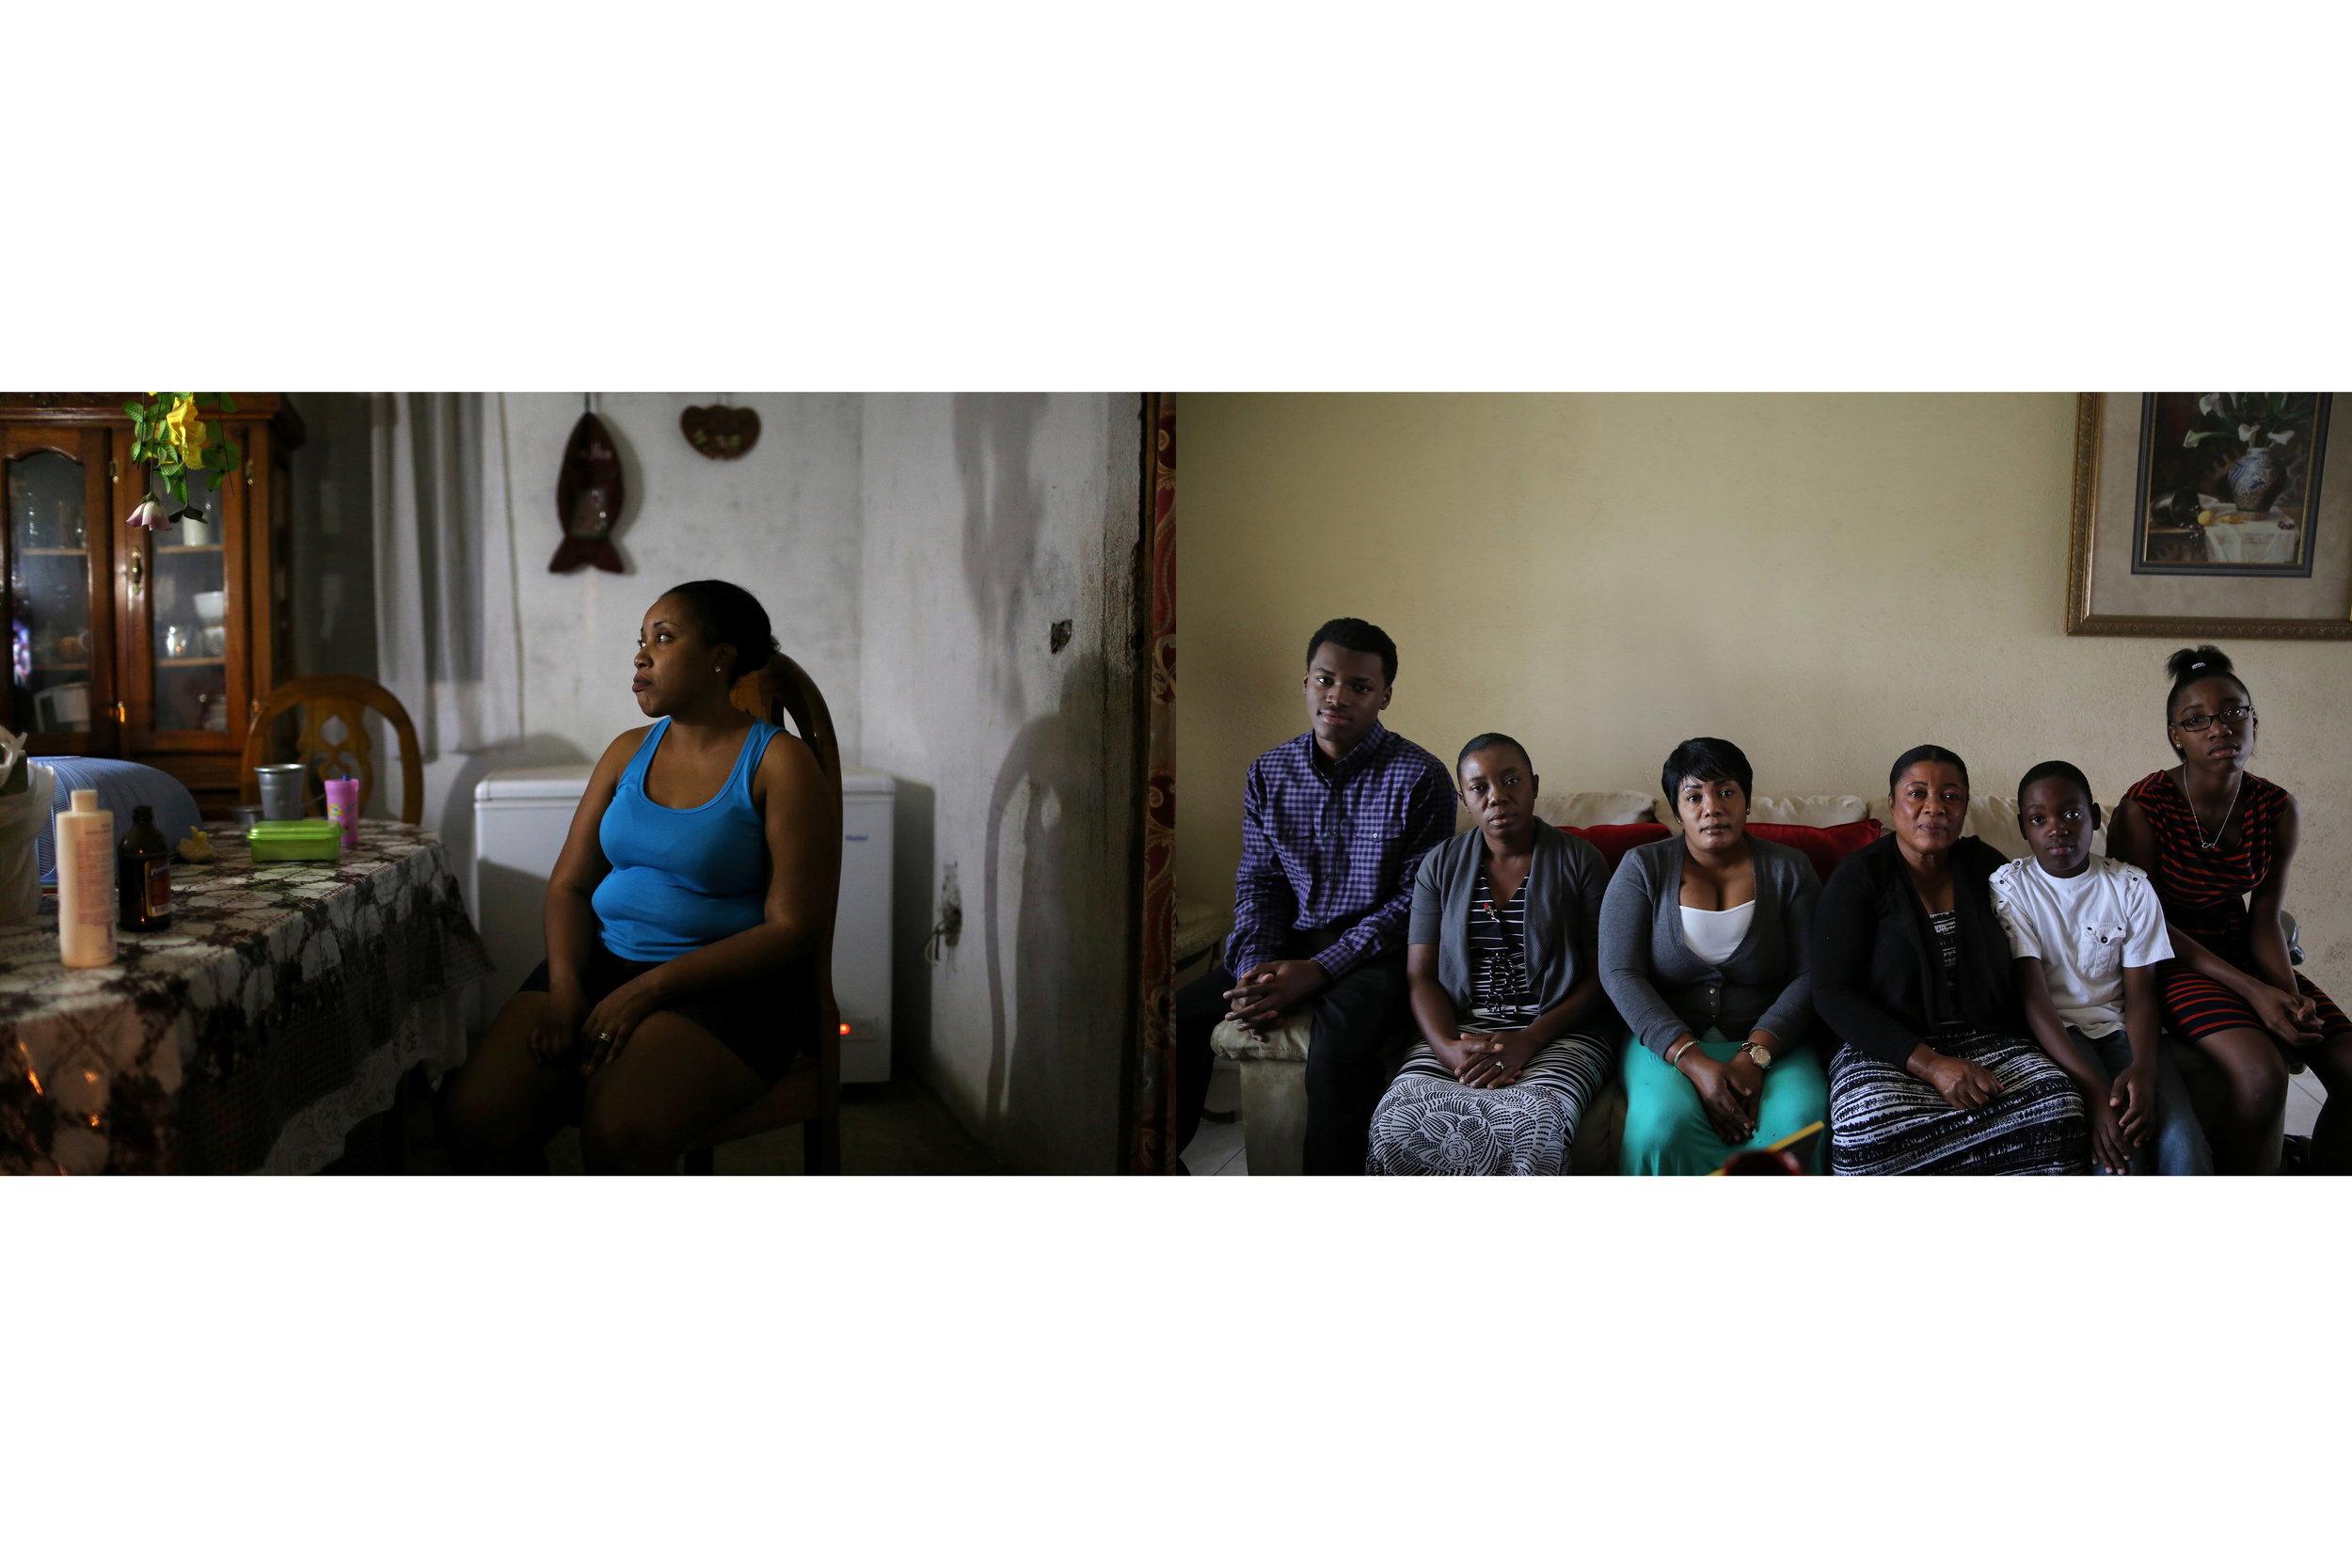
[890,778,935,1081]
[983,654,1126,1167]
[955,393,1048,713]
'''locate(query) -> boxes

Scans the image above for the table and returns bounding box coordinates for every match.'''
[2201,516,2303,565]
[0,821,492,1174]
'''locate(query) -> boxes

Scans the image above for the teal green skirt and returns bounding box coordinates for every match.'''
[1617,1028,1828,1176]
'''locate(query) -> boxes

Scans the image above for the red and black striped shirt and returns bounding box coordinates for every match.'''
[2120,768,2288,957]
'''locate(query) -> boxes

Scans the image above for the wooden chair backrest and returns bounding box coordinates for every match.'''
[732,653,843,1040]
[240,673,425,826]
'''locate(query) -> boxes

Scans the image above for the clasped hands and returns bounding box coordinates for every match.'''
[1221,958,1326,1037]
[1908,1045,2007,1114]
[1223,960,1545,1088]
[530,975,662,1075]
[2083,1058,2160,1175]
[1677,1040,1766,1143]
[1436,1029,1540,1088]
[2250,982,2324,1049]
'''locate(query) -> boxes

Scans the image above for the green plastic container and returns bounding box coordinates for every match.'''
[246,819,342,863]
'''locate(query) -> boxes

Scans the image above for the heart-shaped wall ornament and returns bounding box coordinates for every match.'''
[681,404,761,460]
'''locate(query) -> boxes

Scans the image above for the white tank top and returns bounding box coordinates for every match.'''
[1680,900,1755,968]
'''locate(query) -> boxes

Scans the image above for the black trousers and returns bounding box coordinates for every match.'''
[1173,929,1409,1176]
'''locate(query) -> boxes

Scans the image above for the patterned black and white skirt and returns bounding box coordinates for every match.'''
[1366,1027,1615,1176]
[1827,1032,2088,1176]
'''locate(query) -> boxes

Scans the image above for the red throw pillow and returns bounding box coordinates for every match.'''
[1747,819,1880,882]
[1558,821,1673,872]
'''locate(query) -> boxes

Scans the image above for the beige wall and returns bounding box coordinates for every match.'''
[1176,394,2352,983]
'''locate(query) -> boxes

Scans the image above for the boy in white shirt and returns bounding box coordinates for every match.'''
[1991,760,2213,1176]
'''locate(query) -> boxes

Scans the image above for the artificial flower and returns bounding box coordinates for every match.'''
[126,498,169,531]
[164,395,205,470]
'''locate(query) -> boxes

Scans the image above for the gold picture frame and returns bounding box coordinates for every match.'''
[2067,391,2352,639]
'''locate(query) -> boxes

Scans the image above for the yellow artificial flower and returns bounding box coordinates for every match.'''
[164,395,205,470]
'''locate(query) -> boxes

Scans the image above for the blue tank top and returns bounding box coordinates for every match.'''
[592,716,781,962]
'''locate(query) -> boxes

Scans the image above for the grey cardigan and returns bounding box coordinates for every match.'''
[1406,820,1611,1015]
[1597,834,1820,1057]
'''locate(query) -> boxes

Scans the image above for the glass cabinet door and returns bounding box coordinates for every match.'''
[144,467,235,736]
[4,444,98,736]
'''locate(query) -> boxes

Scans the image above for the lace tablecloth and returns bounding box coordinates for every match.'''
[0,821,493,1174]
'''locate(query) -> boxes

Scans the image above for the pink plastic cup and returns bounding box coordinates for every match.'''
[324,776,359,848]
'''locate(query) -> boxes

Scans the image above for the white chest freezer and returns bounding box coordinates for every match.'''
[470,761,895,1083]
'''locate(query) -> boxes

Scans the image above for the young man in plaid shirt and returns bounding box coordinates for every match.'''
[1176,618,1454,1173]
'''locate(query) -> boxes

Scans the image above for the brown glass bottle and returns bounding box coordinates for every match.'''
[117,804,172,931]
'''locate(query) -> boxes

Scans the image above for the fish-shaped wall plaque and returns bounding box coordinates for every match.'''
[549,409,626,574]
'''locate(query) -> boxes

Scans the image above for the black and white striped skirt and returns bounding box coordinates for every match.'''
[1827,1032,2088,1176]
[1366,1028,1616,1176]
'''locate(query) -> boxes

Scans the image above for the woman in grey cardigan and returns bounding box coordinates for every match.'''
[1366,734,1618,1175]
[1598,737,1828,1174]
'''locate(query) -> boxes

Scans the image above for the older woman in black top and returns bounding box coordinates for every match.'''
[1814,746,2089,1175]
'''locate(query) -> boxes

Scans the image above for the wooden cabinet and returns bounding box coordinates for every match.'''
[0,395,303,816]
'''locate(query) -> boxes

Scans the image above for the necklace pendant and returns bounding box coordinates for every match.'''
[2182,766,2242,852]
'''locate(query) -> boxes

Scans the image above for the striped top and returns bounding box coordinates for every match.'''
[1467,869,1539,1027]
[1930,908,1961,972]
[1929,907,1963,1032]
[2121,768,2288,950]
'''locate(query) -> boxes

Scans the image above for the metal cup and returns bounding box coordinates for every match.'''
[254,763,308,821]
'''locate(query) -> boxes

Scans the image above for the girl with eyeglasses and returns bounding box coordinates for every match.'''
[2108,645,2352,1173]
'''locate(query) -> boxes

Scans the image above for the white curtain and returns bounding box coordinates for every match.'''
[372,393,522,760]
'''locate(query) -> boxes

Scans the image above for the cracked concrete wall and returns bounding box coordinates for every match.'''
[858,394,1145,1174]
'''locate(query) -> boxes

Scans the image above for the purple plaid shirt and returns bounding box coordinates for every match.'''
[1225,722,1455,983]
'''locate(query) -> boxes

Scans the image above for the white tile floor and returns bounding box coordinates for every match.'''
[1180,1056,1249,1175]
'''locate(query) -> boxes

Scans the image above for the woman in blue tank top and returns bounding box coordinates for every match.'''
[444,580,832,1173]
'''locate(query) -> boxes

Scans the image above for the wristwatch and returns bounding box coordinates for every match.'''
[1741,1040,1775,1069]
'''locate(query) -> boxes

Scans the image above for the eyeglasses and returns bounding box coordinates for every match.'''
[2169,704,2256,733]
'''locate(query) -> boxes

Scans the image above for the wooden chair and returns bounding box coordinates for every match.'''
[682,652,845,1175]
[238,674,427,1171]
[240,673,424,826]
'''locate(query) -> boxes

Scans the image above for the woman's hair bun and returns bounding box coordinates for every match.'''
[662,578,779,681]
[2165,644,2233,686]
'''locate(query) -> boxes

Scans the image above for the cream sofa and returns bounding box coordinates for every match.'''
[1209,786,2152,1175]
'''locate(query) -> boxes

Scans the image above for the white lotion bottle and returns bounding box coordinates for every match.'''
[56,788,118,968]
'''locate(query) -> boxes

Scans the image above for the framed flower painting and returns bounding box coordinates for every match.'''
[2066,392,2352,639]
